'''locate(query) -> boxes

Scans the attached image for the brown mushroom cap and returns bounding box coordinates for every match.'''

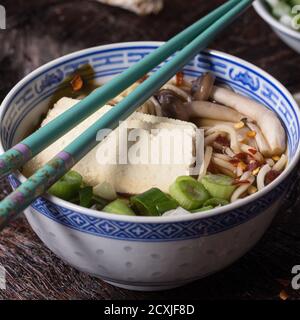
[191,72,216,101]
[155,89,190,121]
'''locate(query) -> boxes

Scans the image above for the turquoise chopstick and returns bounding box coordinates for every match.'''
[0,0,254,229]
[0,0,241,179]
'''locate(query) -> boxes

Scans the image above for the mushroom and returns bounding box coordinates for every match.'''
[191,72,216,101]
[211,86,286,156]
[156,88,245,124]
[193,118,235,128]
[186,101,244,122]
[155,89,190,121]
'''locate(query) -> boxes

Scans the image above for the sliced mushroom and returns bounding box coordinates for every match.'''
[211,86,286,156]
[193,118,235,128]
[191,72,216,101]
[185,101,244,122]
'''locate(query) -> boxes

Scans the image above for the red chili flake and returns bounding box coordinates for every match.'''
[247,160,260,171]
[249,148,257,155]
[139,74,149,83]
[234,152,248,161]
[232,179,250,185]
[176,71,184,86]
[70,74,83,92]
[207,161,219,174]
[229,159,240,166]
[265,170,281,185]
[215,135,230,147]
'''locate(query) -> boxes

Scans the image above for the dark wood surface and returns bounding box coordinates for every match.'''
[1,0,300,300]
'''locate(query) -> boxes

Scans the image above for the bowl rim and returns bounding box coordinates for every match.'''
[0,41,299,224]
[253,0,300,40]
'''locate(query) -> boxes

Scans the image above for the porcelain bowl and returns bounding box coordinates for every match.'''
[253,0,300,54]
[0,42,299,291]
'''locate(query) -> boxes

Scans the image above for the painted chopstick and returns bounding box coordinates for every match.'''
[0,0,254,229]
[0,0,242,180]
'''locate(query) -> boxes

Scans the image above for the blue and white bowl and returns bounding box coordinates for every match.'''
[0,42,299,291]
[254,0,300,54]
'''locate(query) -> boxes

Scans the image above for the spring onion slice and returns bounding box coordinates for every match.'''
[93,181,117,201]
[191,205,214,213]
[103,199,135,216]
[79,187,94,208]
[169,176,210,210]
[201,174,237,200]
[92,195,108,210]
[203,197,229,207]
[49,170,82,200]
[131,188,178,216]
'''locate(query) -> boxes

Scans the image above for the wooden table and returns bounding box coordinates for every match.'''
[1,0,300,300]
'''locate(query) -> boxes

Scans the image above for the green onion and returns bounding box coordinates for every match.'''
[103,199,135,216]
[131,188,178,216]
[93,181,117,201]
[92,195,108,210]
[169,176,210,210]
[49,170,82,200]
[79,187,94,208]
[201,174,237,201]
[191,205,214,213]
[203,198,229,207]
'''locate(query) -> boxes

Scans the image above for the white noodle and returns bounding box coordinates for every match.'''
[206,125,240,153]
[231,175,255,202]
[198,146,213,181]
[236,166,243,177]
[257,164,272,191]
[241,171,252,180]
[272,154,287,171]
[205,132,220,146]
[225,147,235,157]
[212,157,236,173]
[218,167,236,178]
[246,122,271,156]
[213,153,232,161]
[266,158,275,167]
[240,143,264,162]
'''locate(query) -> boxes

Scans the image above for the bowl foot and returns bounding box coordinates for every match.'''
[103,280,190,292]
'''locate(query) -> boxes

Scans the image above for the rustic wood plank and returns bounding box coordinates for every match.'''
[0,0,300,300]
